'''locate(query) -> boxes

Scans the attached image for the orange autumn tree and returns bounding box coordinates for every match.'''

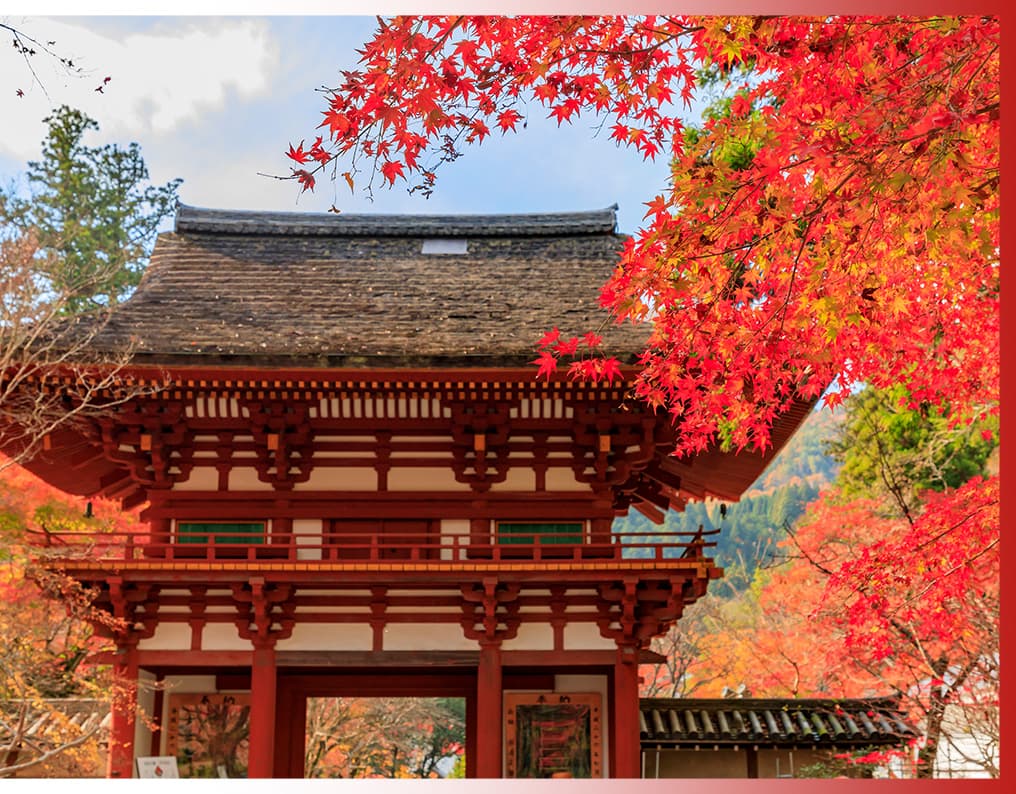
[729,480,999,778]
[290,14,999,455]
[0,459,143,777]
[305,697,465,778]
[651,387,999,777]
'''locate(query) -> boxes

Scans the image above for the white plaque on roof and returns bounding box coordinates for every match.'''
[421,239,468,255]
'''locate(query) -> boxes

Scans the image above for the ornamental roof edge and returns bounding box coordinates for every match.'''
[174,202,619,237]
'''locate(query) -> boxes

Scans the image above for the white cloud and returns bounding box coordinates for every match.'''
[1,17,279,160]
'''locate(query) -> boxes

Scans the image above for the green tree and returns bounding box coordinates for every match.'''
[0,105,180,313]
[1,107,179,471]
[826,386,997,519]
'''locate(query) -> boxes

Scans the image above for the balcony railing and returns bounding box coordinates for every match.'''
[27,526,718,565]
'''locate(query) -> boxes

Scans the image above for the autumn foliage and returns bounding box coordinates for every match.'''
[292,15,999,455]
[1,458,143,777]
[639,390,999,776]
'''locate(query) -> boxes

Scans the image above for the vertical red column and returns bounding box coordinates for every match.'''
[613,643,641,778]
[147,517,172,558]
[107,646,138,778]
[248,643,277,778]
[475,640,503,778]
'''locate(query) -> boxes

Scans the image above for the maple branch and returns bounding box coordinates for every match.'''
[778,520,836,577]
[775,164,861,334]
[898,537,999,617]
[857,398,917,525]
[0,719,101,778]
[911,495,997,554]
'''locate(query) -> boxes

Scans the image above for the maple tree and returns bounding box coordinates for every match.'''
[305,697,464,778]
[644,386,1000,778]
[0,458,145,777]
[291,15,998,455]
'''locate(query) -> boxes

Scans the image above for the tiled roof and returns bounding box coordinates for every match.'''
[88,204,646,368]
[640,698,919,748]
[0,698,109,746]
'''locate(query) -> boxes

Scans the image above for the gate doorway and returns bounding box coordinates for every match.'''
[304,696,465,778]
[274,670,477,778]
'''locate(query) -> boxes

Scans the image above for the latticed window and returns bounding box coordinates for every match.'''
[177,522,265,545]
[496,522,584,545]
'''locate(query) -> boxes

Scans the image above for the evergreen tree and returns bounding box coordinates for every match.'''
[1,106,180,313]
[826,386,997,518]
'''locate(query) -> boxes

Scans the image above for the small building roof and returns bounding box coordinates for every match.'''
[640,697,920,749]
[88,203,647,368]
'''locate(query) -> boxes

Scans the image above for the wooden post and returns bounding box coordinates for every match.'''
[248,643,278,778]
[613,643,641,778]
[107,646,138,778]
[149,674,165,756]
[147,517,172,558]
[475,640,503,778]
[746,746,759,778]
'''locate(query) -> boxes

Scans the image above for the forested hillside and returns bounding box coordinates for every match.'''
[616,406,842,584]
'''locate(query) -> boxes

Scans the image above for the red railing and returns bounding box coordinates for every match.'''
[27,526,718,565]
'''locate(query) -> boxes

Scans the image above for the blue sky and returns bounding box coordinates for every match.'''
[1,14,693,235]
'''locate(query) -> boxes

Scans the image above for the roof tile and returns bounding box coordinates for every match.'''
[640,698,919,748]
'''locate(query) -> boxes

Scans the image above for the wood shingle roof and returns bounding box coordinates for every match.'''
[90,204,647,368]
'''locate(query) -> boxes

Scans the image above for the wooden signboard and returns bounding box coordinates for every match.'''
[504,693,602,778]
[164,693,251,778]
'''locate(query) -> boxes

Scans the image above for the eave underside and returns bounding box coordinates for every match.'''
[12,367,814,520]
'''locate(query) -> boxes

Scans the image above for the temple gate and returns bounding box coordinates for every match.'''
[6,205,811,778]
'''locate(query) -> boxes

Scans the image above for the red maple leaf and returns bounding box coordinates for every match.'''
[537,327,561,348]
[380,160,404,184]
[287,141,310,164]
[532,351,559,379]
[293,169,315,193]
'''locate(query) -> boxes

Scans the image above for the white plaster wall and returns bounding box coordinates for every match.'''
[274,623,373,651]
[382,624,476,651]
[387,467,471,491]
[501,623,555,652]
[294,466,377,491]
[137,623,192,651]
[172,467,219,491]
[544,468,590,492]
[555,674,610,778]
[294,518,324,560]
[440,519,470,561]
[201,624,252,650]
[563,623,615,651]
[228,467,274,491]
[487,466,536,492]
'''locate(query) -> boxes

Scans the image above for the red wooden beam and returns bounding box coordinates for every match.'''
[93,649,253,667]
[501,649,666,666]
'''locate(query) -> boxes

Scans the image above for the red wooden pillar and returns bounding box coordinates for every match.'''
[107,646,138,778]
[146,517,171,558]
[475,640,503,778]
[248,643,278,778]
[613,643,641,778]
